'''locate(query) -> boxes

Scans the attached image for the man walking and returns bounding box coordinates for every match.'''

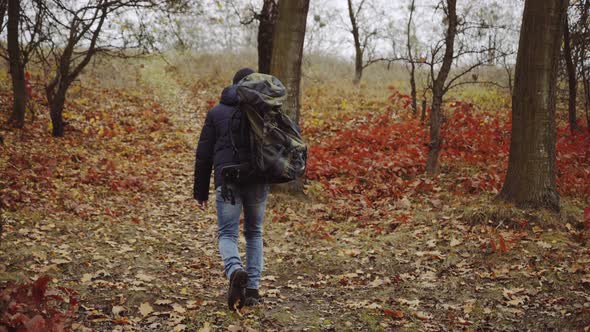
[193,68,268,310]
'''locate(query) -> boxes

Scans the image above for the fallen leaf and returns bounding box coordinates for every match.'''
[24,315,46,331]
[139,302,153,317]
[172,303,186,313]
[369,278,385,288]
[198,322,211,332]
[506,296,527,306]
[383,309,404,319]
[227,325,240,332]
[136,273,155,282]
[340,248,361,257]
[503,287,525,300]
[51,258,70,265]
[81,273,94,283]
[396,197,412,210]
[367,303,381,309]
[450,238,462,247]
[414,311,432,320]
[112,305,126,317]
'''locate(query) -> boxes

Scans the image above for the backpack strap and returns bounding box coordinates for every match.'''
[229,108,241,158]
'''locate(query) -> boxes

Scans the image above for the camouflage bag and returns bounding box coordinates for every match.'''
[227,73,307,184]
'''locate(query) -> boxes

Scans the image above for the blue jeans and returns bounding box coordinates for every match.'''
[215,183,269,289]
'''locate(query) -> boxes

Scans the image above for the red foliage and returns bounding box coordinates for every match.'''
[306,96,590,212]
[387,86,413,111]
[442,101,511,193]
[0,276,78,332]
[307,113,428,203]
[556,127,590,197]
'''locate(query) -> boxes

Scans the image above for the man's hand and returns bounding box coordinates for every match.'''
[197,200,208,211]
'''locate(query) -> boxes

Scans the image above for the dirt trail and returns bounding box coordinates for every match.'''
[1,69,589,331]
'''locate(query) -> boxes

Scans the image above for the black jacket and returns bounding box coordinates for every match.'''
[193,85,251,201]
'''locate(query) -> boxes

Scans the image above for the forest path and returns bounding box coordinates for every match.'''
[1,67,589,331]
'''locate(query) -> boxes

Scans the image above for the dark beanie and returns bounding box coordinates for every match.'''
[233,68,255,85]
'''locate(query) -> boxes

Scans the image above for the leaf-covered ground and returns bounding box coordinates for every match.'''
[1,58,590,331]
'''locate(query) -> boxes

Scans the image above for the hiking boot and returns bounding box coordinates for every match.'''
[244,288,261,306]
[227,269,248,311]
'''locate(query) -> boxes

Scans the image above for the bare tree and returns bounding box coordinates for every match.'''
[345,0,395,85]
[584,70,590,130]
[270,0,309,124]
[39,0,175,137]
[1,1,50,127]
[406,0,417,114]
[499,0,568,212]
[501,54,514,94]
[7,0,26,128]
[257,0,278,74]
[44,1,109,137]
[563,13,578,133]
[346,0,365,85]
[425,0,457,174]
[420,0,515,173]
[572,0,590,132]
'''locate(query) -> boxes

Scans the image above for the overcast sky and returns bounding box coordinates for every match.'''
[303,0,524,60]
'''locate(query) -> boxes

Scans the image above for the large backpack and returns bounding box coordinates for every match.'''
[225,73,307,185]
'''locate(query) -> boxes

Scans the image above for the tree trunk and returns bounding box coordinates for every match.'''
[270,0,309,125]
[421,98,427,123]
[407,0,417,115]
[347,0,363,86]
[563,14,578,133]
[426,93,444,173]
[257,0,278,74]
[583,71,590,131]
[43,6,106,138]
[353,52,363,86]
[425,0,457,174]
[270,0,309,193]
[579,0,590,132]
[498,0,568,212]
[409,64,417,115]
[7,0,26,128]
[48,84,68,137]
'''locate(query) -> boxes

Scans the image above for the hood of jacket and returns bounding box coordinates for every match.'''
[220,85,239,106]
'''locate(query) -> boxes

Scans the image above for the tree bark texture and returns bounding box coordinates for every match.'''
[257,0,278,74]
[583,70,590,131]
[48,85,67,137]
[562,14,578,133]
[7,0,26,128]
[579,0,590,131]
[407,0,417,115]
[499,0,568,212]
[421,98,427,123]
[270,0,309,125]
[347,0,363,85]
[425,0,457,174]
